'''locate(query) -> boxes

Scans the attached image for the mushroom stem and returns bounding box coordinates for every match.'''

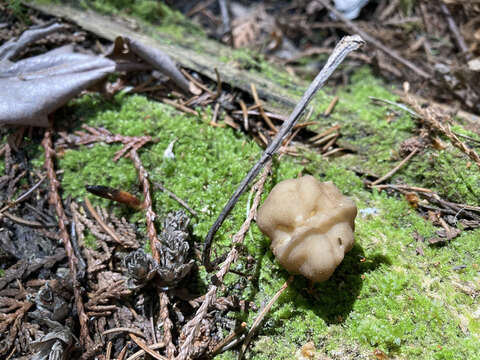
[238,275,294,360]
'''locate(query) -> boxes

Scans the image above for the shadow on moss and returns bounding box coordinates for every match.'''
[291,243,391,325]
[56,93,124,132]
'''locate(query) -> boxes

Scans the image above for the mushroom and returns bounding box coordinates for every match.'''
[256,175,357,282]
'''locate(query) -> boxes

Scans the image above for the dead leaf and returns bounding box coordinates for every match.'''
[0,49,117,126]
[0,22,66,62]
[405,192,420,208]
[232,17,260,49]
[0,26,200,127]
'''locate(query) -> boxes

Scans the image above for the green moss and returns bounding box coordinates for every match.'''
[329,67,416,174]
[402,146,480,205]
[59,94,266,258]
[7,0,29,23]
[22,4,477,356]
[53,80,480,359]
[83,0,202,39]
[83,233,98,249]
[60,143,137,203]
[295,67,480,207]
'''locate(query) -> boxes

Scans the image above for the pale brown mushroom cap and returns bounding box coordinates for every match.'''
[257,175,357,282]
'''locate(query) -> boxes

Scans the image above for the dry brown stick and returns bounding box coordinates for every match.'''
[153,182,197,217]
[293,121,321,129]
[129,334,168,360]
[308,124,340,142]
[0,175,45,215]
[210,322,247,356]
[117,344,129,360]
[323,147,345,157]
[161,98,198,115]
[238,275,294,360]
[128,149,175,357]
[129,149,160,262]
[232,109,287,122]
[106,341,112,360]
[177,162,272,360]
[159,291,175,359]
[84,197,123,244]
[102,327,145,338]
[180,68,212,95]
[322,134,339,153]
[128,148,175,357]
[372,184,433,193]
[317,0,430,79]
[239,99,249,131]
[1,212,48,227]
[125,343,166,360]
[211,102,221,125]
[250,83,278,133]
[324,95,339,116]
[313,132,337,146]
[214,67,222,99]
[375,184,480,221]
[371,148,419,186]
[42,129,93,349]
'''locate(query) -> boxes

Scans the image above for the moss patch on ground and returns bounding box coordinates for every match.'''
[22,3,479,358]
[300,67,480,206]
[57,84,479,359]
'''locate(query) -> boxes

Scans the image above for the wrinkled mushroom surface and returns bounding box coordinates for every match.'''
[257,175,357,282]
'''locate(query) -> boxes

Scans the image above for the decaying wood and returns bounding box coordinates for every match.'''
[26,1,301,115]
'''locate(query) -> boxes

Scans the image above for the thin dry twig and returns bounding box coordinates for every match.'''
[128,150,176,358]
[106,341,113,360]
[129,149,160,261]
[316,0,430,79]
[159,291,175,359]
[177,162,272,360]
[203,35,365,271]
[84,197,123,245]
[74,125,152,161]
[250,83,277,132]
[239,99,249,130]
[238,275,294,360]
[440,3,469,57]
[0,176,45,216]
[125,342,166,360]
[371,148,419,186]
[153,182,198,217]
[324,96,339,116]
[129,333,168,360]
[102,327,145,338]
[210,322,247,356]
[42,128,93,349]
